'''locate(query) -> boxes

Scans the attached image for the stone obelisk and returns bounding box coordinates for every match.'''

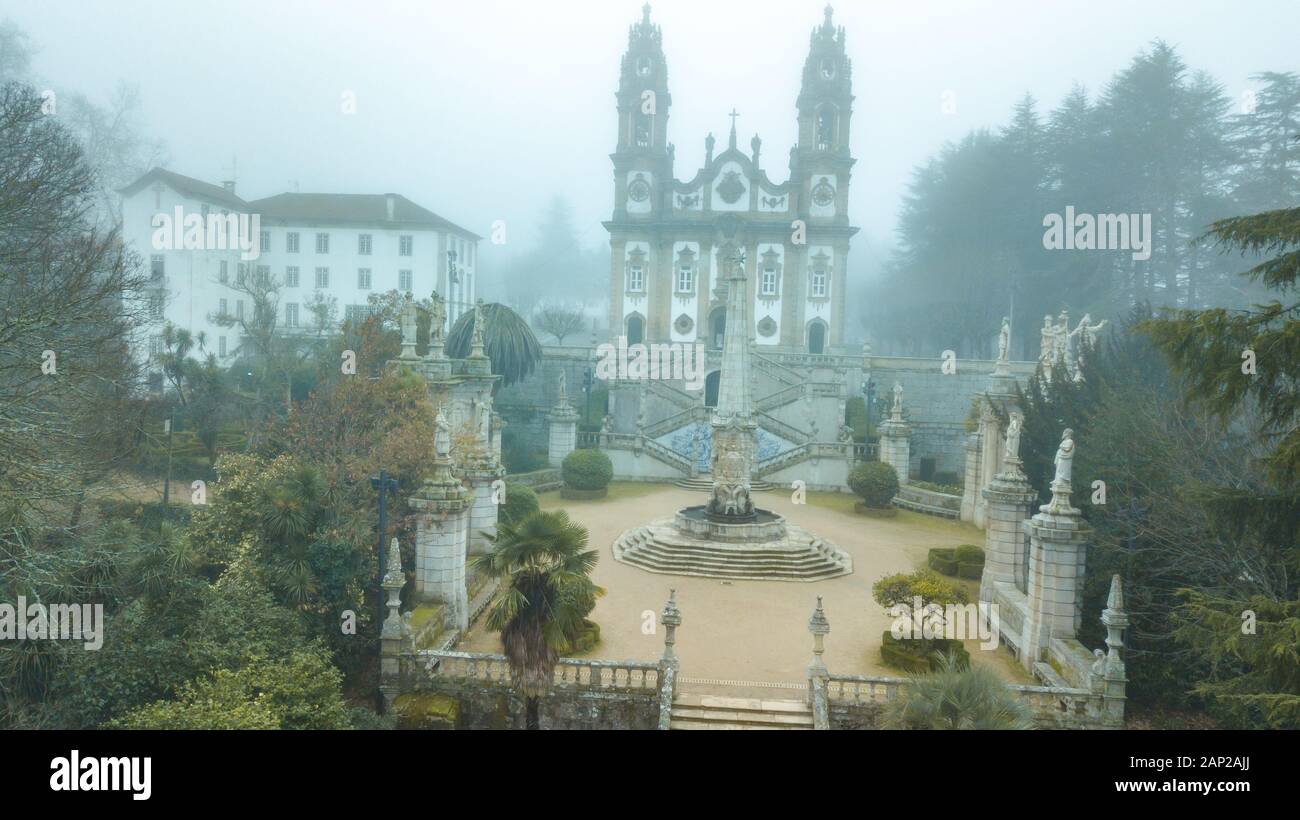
[706,246,757,522]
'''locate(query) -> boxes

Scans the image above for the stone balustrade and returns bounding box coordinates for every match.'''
[411,649,661,691]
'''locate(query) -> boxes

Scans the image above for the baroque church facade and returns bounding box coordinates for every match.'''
[604,5,858,355]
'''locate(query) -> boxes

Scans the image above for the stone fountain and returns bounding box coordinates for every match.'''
[612,250,852,581]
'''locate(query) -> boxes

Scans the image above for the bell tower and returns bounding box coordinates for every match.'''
[796,5,854,167]
[613,3,672,220]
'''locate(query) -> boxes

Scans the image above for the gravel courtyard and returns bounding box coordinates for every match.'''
[460,483,1031,691]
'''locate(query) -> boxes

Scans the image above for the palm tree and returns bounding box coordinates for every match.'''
[444,302,542,389]
[881,653,1033,730]
[470,510,604,729]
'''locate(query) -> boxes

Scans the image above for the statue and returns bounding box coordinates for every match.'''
[557,370,568,405]
[434,407,451,459]
[997,316,1010,362]
[601,414,613,434]
[1053,428,1075,485]
[399,296,418,358]
[1039,314,1055,364]
[838,424,854,444]
[891,381,904,417]
[429,290,447,346]
[1004,411,1023,462]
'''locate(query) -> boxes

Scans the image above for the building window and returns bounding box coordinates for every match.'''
[149,335,163,357]
[399,269,412,292]
[150,254,165,281]
[399,235,413,256]
[260,231,270,252]
[810,267,828,298]
[761,266,778,296]
[357,268,371,289]
[345,304,374,323]
[256,265,270,287]
[285,303,299,327]
[676,264,694,293]
[358,234,372,255]
[235,300,244,320]
[315,267,329,288]
[218,336,227,357]
[628,264,644,293]
[286,232,300,253]
[149,291,165,319]
[219,260,228,284]
[219,297,228,316]
[285,266,299,287]
[315,233,330,254]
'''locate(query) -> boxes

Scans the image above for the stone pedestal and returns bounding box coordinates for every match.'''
[461,463,504,556]
[979,465,1036,605]
[960,432,981,523]
[548,407,578,467]
[877,416,911,485]
[1022,502,1090,670]
[409,468,473,633]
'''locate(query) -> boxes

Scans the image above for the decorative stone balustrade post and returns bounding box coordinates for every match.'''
[547,372,579,468]
[660,589,682,669]
[877,382,911,485]
[960,432,981,523]
[980,414,1035,608]
[379,537,405,713]
[807,597,830,703]
[1099,574,1129,728]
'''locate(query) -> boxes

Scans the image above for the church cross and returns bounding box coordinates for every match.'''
[728,108,740,129]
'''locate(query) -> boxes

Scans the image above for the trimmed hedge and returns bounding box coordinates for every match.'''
[927,545,985,578]
[880,631,971,673]
[848,461,900,508]
[498,483,539,527]
[562,619,601,656]
[562,448,612,491]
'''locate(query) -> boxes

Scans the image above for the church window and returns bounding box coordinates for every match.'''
[677,264,694,293]
[628,264,644,292]
[810,266,828,298]
[761,266,778,296]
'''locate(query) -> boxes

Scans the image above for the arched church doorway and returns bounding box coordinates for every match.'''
[704,370,720,408]
[709,307,726,350]
[626,313,645,346]
[807,319,827,354]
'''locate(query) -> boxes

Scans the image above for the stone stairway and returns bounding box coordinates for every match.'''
[613,523,852,581]
[673,473,773,492]
[669,693,814,730]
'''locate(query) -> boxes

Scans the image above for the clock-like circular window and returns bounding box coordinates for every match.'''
[674,314,694,335]
[811,179,836,207]
[628,175,651,202]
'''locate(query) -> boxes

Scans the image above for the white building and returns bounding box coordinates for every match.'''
[119,168,479,376]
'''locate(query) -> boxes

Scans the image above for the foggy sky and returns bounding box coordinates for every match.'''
[5,0,1297,283]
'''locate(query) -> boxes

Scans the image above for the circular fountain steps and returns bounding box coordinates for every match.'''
[613,521,853,582]
[673,474,775,492]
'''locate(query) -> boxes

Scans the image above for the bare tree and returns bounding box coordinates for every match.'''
[532,302,586,345]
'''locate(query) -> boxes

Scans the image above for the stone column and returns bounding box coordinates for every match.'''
[960,432,981,523]
[1022,451,1090,670]
[547,373,579,467]
[980,463,1036,607]
[461,463,504,556]
[877,416,911,485]
[379,536,406,713]
[409,410,474,632]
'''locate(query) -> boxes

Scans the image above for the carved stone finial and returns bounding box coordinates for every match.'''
[808,596,830,636]
[660,589,682,666]
[469,299,487,359]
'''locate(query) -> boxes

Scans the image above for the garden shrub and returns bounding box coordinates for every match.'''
[848,461,900,508]
[562,448,612,491]
[499,482,539,527]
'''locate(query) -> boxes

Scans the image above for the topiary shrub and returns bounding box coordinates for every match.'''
[880,631,970,673]
[954,544,985,579]
[872,569,972,672]
[848,461,900,509]
[928,547,959,576]
[562,448,612,492]
[498,482,539,527]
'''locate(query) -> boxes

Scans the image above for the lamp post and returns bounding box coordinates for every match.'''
[370,469,399,636]
[582,366,594,430]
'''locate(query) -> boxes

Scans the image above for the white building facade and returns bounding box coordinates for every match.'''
[120,168,479,375]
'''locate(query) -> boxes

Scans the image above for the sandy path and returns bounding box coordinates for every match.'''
[460,483,1031,691]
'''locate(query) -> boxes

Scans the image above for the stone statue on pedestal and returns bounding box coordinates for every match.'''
[1053,428,1075,485]
[998,316,1010,362]
[1004,411,1023,463]
[891,381,904,418]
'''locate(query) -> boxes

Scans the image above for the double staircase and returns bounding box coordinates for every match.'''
[669,693,813,730]
[613,524,852,581]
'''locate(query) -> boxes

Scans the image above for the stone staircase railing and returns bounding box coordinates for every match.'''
[645,378,701,411]
[753,442,851,478]
[753,352,804,387]
[643,436,693,473]
[755,383,804,413]
[645,406,704,439]
[756,410,810,445]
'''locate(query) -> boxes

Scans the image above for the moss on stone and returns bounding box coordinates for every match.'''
[393,692,460,729]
